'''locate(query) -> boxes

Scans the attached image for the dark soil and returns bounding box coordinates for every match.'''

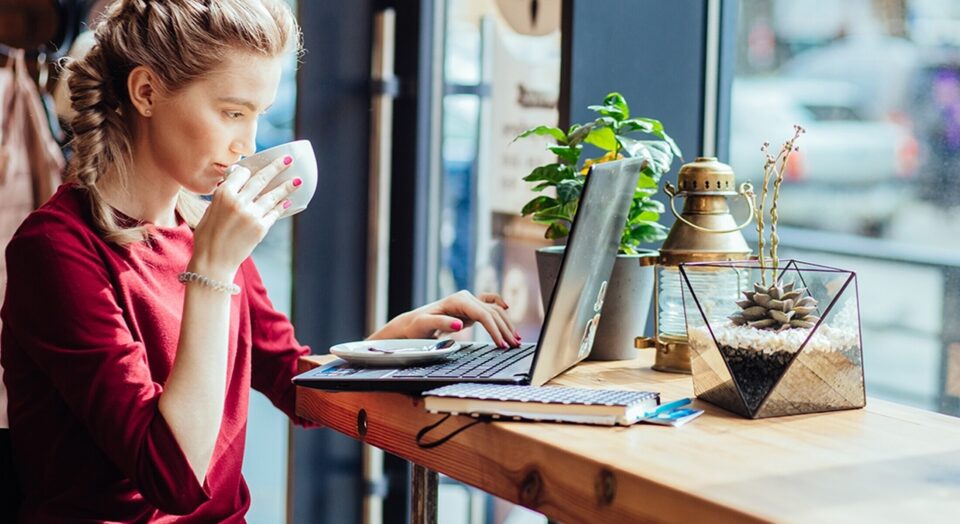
[719,345,793,413]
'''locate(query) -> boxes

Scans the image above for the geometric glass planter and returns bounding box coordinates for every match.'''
[680,260,865,419]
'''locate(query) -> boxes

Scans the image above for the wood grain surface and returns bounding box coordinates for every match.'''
[296,352,960,523]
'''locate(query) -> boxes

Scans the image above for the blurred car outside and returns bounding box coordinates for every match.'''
[728,77,919,234]
[781,35,922,122]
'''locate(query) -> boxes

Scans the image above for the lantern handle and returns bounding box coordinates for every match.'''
[663,181,755,234]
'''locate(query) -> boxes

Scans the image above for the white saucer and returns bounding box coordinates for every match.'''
[330,339,461,367]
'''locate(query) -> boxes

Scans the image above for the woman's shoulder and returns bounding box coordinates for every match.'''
[9,183,100,252]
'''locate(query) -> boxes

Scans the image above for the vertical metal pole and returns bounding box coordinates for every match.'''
[701,0,721,157]
[473,16,494,294]
[367,6,396,331]
[422,0,446,302]
[364,9,397,524]
[410,464,439,524]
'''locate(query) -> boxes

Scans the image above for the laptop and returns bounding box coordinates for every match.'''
[293,157,644,392]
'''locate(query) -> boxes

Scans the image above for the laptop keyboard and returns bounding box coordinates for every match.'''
[392,343,535,379]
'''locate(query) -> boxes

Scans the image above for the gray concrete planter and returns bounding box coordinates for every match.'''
[535,246,658,360]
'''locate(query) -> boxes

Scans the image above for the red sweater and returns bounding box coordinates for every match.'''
[1,184,312,522]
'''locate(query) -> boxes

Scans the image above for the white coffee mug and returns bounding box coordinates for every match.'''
[235,139,318,218]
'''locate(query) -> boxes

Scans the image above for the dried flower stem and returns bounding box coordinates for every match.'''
[756,142,776,285]
[769,125,805,277]
[755,125,805,284]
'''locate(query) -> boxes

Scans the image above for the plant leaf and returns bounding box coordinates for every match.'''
[548,145,581,165]
[585,126,618,152]
[637,172,659,189]
[567,122,593,146]
[616,136,652,164]
[522,163,572,184]
[545,221,570,240]
[630,219,668,232]
[532,211,572,223]
[633,117,664,136]
[587,92,629,121]
[556,178,583,205]
[515,125,567,143]
[593,116,617,129]
[630,118,682,158]
[618,118,655,134]
[629,211,661,224]
[634,186,658,198]
[639,199,665,213]
[632,227,669,244]
[521,195,558,216]
[603,92,629,119]
[640,140,675,173]
[587,104,626,121]
[627,219,669,244]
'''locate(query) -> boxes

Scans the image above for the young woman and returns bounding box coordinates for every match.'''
[0,1,518,521]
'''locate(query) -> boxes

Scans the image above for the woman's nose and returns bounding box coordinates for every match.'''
[232,123,259,157]
[230,139,255,158]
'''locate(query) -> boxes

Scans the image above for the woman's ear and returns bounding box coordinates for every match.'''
[127,65,159,117]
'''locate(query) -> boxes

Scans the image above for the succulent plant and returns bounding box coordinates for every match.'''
[729,280,820,330]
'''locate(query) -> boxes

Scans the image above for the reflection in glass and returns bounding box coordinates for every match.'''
[731,0,960,418]
[244,2,298,521]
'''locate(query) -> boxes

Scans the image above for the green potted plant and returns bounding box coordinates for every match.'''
[516,92,682,360]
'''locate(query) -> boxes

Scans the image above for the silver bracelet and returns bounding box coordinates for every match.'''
[178,271,241,295]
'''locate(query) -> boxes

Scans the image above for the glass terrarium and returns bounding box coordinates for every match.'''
[679,259,865,419]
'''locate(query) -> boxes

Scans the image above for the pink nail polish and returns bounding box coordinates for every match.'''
[283,155,293,166]
[451,320,463,331]
[283,200,292,209]
[515,332,522,340]
[292,177,303,187]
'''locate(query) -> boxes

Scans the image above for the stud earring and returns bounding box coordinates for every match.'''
[144,109,152,117]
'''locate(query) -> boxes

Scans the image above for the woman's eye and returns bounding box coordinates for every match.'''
[225,111,244,120]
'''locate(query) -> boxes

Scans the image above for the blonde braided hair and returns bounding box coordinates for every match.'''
[64,0,301,245]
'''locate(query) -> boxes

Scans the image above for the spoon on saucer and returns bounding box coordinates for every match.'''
[366,339,456,354]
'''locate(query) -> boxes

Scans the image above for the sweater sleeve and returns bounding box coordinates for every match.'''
[1,219,210,515]
[240,259,318,427]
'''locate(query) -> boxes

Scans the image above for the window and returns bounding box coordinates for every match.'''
[436,1,560,522]
[731,0,960,415]
[243,2,299,522]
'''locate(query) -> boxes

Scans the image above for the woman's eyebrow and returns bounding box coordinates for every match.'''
[217,96,273,112]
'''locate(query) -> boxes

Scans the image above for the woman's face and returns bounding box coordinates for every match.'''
[144,52,283,195]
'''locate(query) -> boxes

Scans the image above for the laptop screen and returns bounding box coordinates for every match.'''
[528,157,644,385]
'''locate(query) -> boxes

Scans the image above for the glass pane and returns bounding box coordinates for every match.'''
[243,1,298,522]
[440,0,562,344]
[437,0,561,521]
[731,0,960,417]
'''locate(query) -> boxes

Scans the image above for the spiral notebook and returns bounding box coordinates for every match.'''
[422,383,663,426]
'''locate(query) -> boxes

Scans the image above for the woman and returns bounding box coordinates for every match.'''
[0,1,518,521]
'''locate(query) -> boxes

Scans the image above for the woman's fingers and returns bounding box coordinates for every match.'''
[253,176,300,217]
[477,294,518,345]
[478,292,509,310]
[452,293,517,348]
[237,155,292,202]
[410,314,464,338]
[261,198,292,228]
[217,164,253,193]
[486,303,519,348]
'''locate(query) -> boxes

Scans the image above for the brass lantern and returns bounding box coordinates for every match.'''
[649,157,754,373]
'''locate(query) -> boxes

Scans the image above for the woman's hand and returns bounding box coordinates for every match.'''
[371,290,521,348]
[189,157,300,280]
